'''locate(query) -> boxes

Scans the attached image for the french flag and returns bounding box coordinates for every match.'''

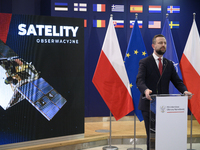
[92,15,134,120]
[93,4,105,12]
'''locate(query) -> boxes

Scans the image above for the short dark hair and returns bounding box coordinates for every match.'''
[152,34,165,44]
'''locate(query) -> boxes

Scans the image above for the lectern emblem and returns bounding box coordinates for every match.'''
[160,106,166,113]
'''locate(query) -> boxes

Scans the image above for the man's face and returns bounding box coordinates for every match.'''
[153,37,167,55]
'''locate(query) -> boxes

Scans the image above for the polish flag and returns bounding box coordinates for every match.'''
[180,19,200,124]
[92,15,134,120]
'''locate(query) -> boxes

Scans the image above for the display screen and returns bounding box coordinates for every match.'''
[0,13,84,145]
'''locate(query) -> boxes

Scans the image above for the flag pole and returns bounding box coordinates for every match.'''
[102,111,118,150]
[127,113,143,150]
[166,13,169,18]
[190,113,193,150]
[189,13,196,150]
[102,15,118,150]
[127,13,142,150]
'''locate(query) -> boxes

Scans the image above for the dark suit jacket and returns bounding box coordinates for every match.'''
[136,54,187,111]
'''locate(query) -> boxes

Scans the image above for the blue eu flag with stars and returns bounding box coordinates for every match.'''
[124,19,148,121]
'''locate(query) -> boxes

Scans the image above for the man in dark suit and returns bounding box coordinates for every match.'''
[136,34,192,150]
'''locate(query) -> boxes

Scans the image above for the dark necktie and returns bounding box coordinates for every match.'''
[158,58,162,75]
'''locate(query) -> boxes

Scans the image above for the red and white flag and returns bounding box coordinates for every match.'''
[180,19,200,124]
[92,15,134,120]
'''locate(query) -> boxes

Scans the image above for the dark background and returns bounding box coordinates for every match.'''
[0,13,84,145]
[1,0,200,118]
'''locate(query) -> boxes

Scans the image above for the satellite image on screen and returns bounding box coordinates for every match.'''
[0,39,67,121]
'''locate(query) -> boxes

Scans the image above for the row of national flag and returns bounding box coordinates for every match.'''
[91,20,179,29]
[92,14,200,124]
[55,3,180,13]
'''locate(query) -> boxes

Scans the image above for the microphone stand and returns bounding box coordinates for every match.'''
[156,59,168,94]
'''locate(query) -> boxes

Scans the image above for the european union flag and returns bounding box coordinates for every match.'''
[124,19,148,121]
[161,18,182,94]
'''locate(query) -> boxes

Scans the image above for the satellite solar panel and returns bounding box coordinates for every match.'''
[52,93,61,103]
[55,97,66,108]
[32,77,44,85]
[41,85,53,95]
[31,90,44,102]
[17,77,67,120]
[46,105,60,119]
[52,94,65,107]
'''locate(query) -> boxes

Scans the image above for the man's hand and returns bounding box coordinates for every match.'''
[145,89,153,100]
[184,91,193,100]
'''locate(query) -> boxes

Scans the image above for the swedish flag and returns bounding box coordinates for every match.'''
[169,21,179,29]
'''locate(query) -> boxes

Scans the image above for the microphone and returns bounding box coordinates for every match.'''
[156,59,168,94]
